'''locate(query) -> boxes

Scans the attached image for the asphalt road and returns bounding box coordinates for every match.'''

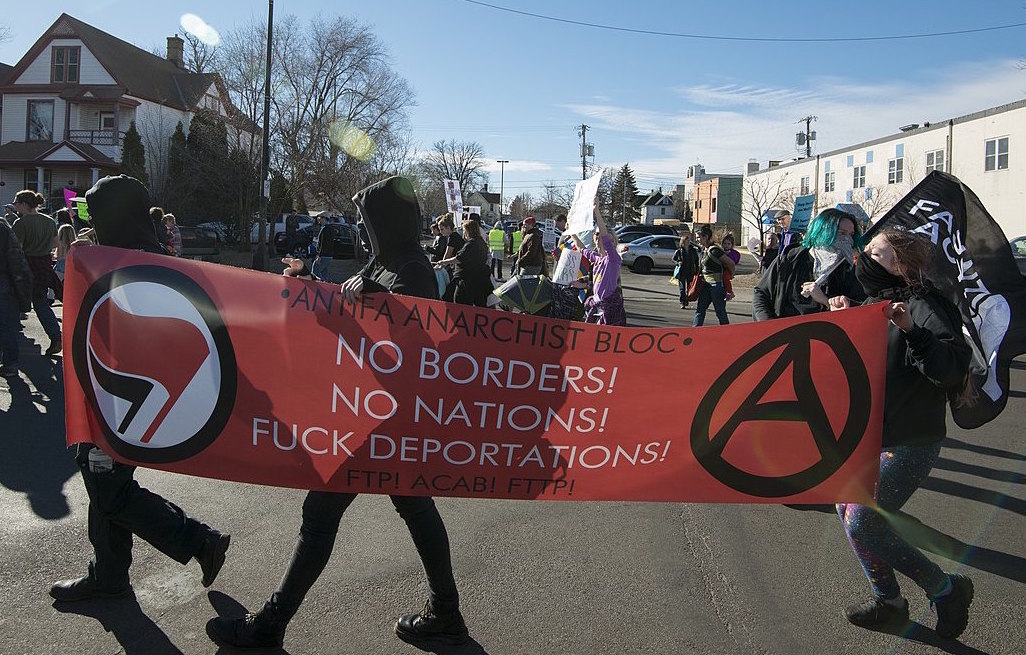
[1,257,1024,655]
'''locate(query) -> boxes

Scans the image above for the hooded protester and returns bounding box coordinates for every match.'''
[752,208,865,321]
[50,175,231,604]
[207,176,467,650]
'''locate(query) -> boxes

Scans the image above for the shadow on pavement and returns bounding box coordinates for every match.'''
[920,477,1026,518]
[861,618,994,655]
[891,510,1026,584]
[53,593,183,654]
[932,457,1026,485]
[0,341,77,519]
[943,437,1026,462]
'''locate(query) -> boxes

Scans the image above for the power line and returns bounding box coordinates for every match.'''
[461,0,1026,43]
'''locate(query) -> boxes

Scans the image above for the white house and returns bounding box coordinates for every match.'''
[741,99,1026,244]
[638,190,675,224]
[465,185,501,222]
[0,13,256,209]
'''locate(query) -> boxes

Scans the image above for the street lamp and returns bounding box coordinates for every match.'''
[252,0,274,271]
[496,160,509,218]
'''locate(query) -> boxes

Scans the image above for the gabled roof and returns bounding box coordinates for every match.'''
[470,190,501,204]
[640,191,673,207]
[4,14,227,113]
[0,139,117,166]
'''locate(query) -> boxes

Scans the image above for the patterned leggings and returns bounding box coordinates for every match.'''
[837,442,949,600]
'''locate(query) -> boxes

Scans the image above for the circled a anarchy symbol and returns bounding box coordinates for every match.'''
[690,321,871,497]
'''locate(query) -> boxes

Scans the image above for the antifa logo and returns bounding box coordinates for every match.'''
[73,266,237,463]
[690,322,871,497]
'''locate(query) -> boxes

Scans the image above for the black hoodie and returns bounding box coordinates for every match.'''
[351,177,438,300]
[84,175,165,254]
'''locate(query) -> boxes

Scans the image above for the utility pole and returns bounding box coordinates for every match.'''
[496,159,508,218]
[252,0,274,271]
[796,115,817,159]
[577,124,590,180]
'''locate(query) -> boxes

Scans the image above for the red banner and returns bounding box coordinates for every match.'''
[63,247,886,503]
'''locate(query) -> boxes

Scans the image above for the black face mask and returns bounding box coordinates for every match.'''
[855,252,906,298]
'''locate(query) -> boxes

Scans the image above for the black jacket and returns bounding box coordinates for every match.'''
[352,177,438,300]
[1,219,33,312]
[753,246,864,321]
[672,244,700,280]
[879,290,970,447]
[85,175,165,254]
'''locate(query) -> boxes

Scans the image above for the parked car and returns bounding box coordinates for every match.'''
[1011,236,1026,276]
[617,234,679,274]
[197,221,231,245]
[250,214,315,245]
[274,222,365,258]
[179,225,220,258]
[617,231,657,244]
[614,223,677,237]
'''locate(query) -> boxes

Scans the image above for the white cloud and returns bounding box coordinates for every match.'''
[483,159,552,173]
[562,59,1026,186]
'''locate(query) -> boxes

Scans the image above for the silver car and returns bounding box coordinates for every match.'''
[617,234,679,274]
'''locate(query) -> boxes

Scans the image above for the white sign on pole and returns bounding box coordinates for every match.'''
[565,171,603,234]
[551,247,583,285]
[444,179,463,215]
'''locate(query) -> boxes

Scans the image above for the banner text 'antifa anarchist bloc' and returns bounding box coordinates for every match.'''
[63,247,887,503]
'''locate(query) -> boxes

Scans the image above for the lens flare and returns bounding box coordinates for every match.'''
[329,120,376,161]
[180,14,222,47]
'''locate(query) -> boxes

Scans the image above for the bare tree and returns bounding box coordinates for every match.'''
[420,140,489,199]
[509,193,532,219]
[184,32,219,73]
[741,171,795,257]
[0,24,11,44]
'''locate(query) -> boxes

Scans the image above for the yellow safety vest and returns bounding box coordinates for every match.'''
[489,228,505,251]
[512,230,523,252]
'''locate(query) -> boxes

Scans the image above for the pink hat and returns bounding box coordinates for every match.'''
[522,216,536,227]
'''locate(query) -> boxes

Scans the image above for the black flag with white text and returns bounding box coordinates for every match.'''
[867,171,1026,429]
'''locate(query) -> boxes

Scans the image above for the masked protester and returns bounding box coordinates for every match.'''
[827,228,975,638]
[752,208,865,321]
[49,175,231,604]
[207,176,468,650]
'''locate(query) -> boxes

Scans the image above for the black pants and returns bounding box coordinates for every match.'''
[270,491,459,619]
[76,445,209,588]
[490,256,503,279]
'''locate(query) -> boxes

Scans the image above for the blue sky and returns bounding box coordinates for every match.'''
[3,1,1025,201]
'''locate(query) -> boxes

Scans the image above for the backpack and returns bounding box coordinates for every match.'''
[0,221,34,312]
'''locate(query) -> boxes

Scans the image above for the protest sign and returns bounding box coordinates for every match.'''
[64,247,886,503]
[789,194,816,232]
[444,179,463,215]
[565,172,603,234]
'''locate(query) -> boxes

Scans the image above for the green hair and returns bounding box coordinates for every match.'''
[802,208,862,249]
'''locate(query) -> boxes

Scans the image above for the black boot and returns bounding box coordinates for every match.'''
[395,600,469,645]
[49,575,131,602]
[206,602,288,648]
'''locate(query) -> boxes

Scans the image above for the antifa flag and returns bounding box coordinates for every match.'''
[867,171,1026,428]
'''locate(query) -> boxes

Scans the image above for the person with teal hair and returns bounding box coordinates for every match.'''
[753,207,865,320]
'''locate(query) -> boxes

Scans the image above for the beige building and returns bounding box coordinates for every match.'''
[742,99,1026,244]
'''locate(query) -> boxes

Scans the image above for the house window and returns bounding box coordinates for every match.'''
[866,150,874,164]
[711,197,717,213]
[660,207,666,216]
[853,165,866,189]
[985,137,1009,172]
[27,100,54,141]
[846,190,853,202]
[846,155,854,167]
[896,143,904,158]
[51,46,81,83]
[888,158,904,184]
[203,93,221,112]
[866,187,874,200]
[800,176,810,195]
[99,112,116,131]
[824,171,835,192]
[824,160,831,173]
[23,168,52,196]
[926,149,945,174]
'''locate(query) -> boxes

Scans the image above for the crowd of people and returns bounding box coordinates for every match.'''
[0,176,979,647]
